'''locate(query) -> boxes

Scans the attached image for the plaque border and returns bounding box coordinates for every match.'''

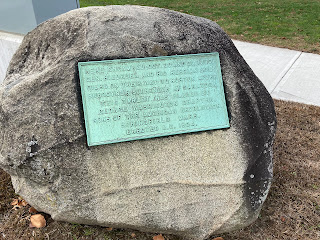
[78,52,229,146]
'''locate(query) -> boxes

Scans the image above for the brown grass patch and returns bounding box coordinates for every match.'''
[1,100,319,240]
[0,169,15,220]
[220,100,320,240]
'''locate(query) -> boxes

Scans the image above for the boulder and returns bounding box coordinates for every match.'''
[0,5,276,239]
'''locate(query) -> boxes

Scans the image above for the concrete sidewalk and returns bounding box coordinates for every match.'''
[0,31,24,83]
[233,40,320,107]
[0,32,319,107]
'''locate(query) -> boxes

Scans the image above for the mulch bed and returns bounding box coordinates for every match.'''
[0,99,319,240]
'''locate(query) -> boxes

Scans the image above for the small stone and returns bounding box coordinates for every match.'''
[153,235,165,240]
[30,214,46,228]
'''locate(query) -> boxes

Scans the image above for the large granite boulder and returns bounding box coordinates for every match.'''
[0,5,276,239]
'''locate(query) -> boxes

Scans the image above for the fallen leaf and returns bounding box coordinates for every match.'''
[153,234,165,240]
[280,216,286,222]
[11,199,19,206]
[11,198,28,208]
[106,227,113,231]
[131,233,136,238]
[212,238,224,240]
[20,199,28,206]
[12,205,22,210]
[29,207,38,214]
[30,214,46,228]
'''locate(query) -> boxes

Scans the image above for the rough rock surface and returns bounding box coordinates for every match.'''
[0,6,276,240]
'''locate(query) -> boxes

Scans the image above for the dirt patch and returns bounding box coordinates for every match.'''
[0,168,15,222]
[1,100,319,240]
[219,100,320,240]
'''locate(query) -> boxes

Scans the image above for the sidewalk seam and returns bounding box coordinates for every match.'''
[270,51,303,93]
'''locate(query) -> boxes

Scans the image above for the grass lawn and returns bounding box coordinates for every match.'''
[79,0,320,54]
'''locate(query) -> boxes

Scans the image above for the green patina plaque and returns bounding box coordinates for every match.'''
[78,53,229,146]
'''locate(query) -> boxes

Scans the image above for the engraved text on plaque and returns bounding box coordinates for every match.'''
[78,53,229,146]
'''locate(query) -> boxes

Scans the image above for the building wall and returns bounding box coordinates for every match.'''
[0,0,79,34]
[0,0,36,35]
[0,31,23,84]
[0,0,79,83]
